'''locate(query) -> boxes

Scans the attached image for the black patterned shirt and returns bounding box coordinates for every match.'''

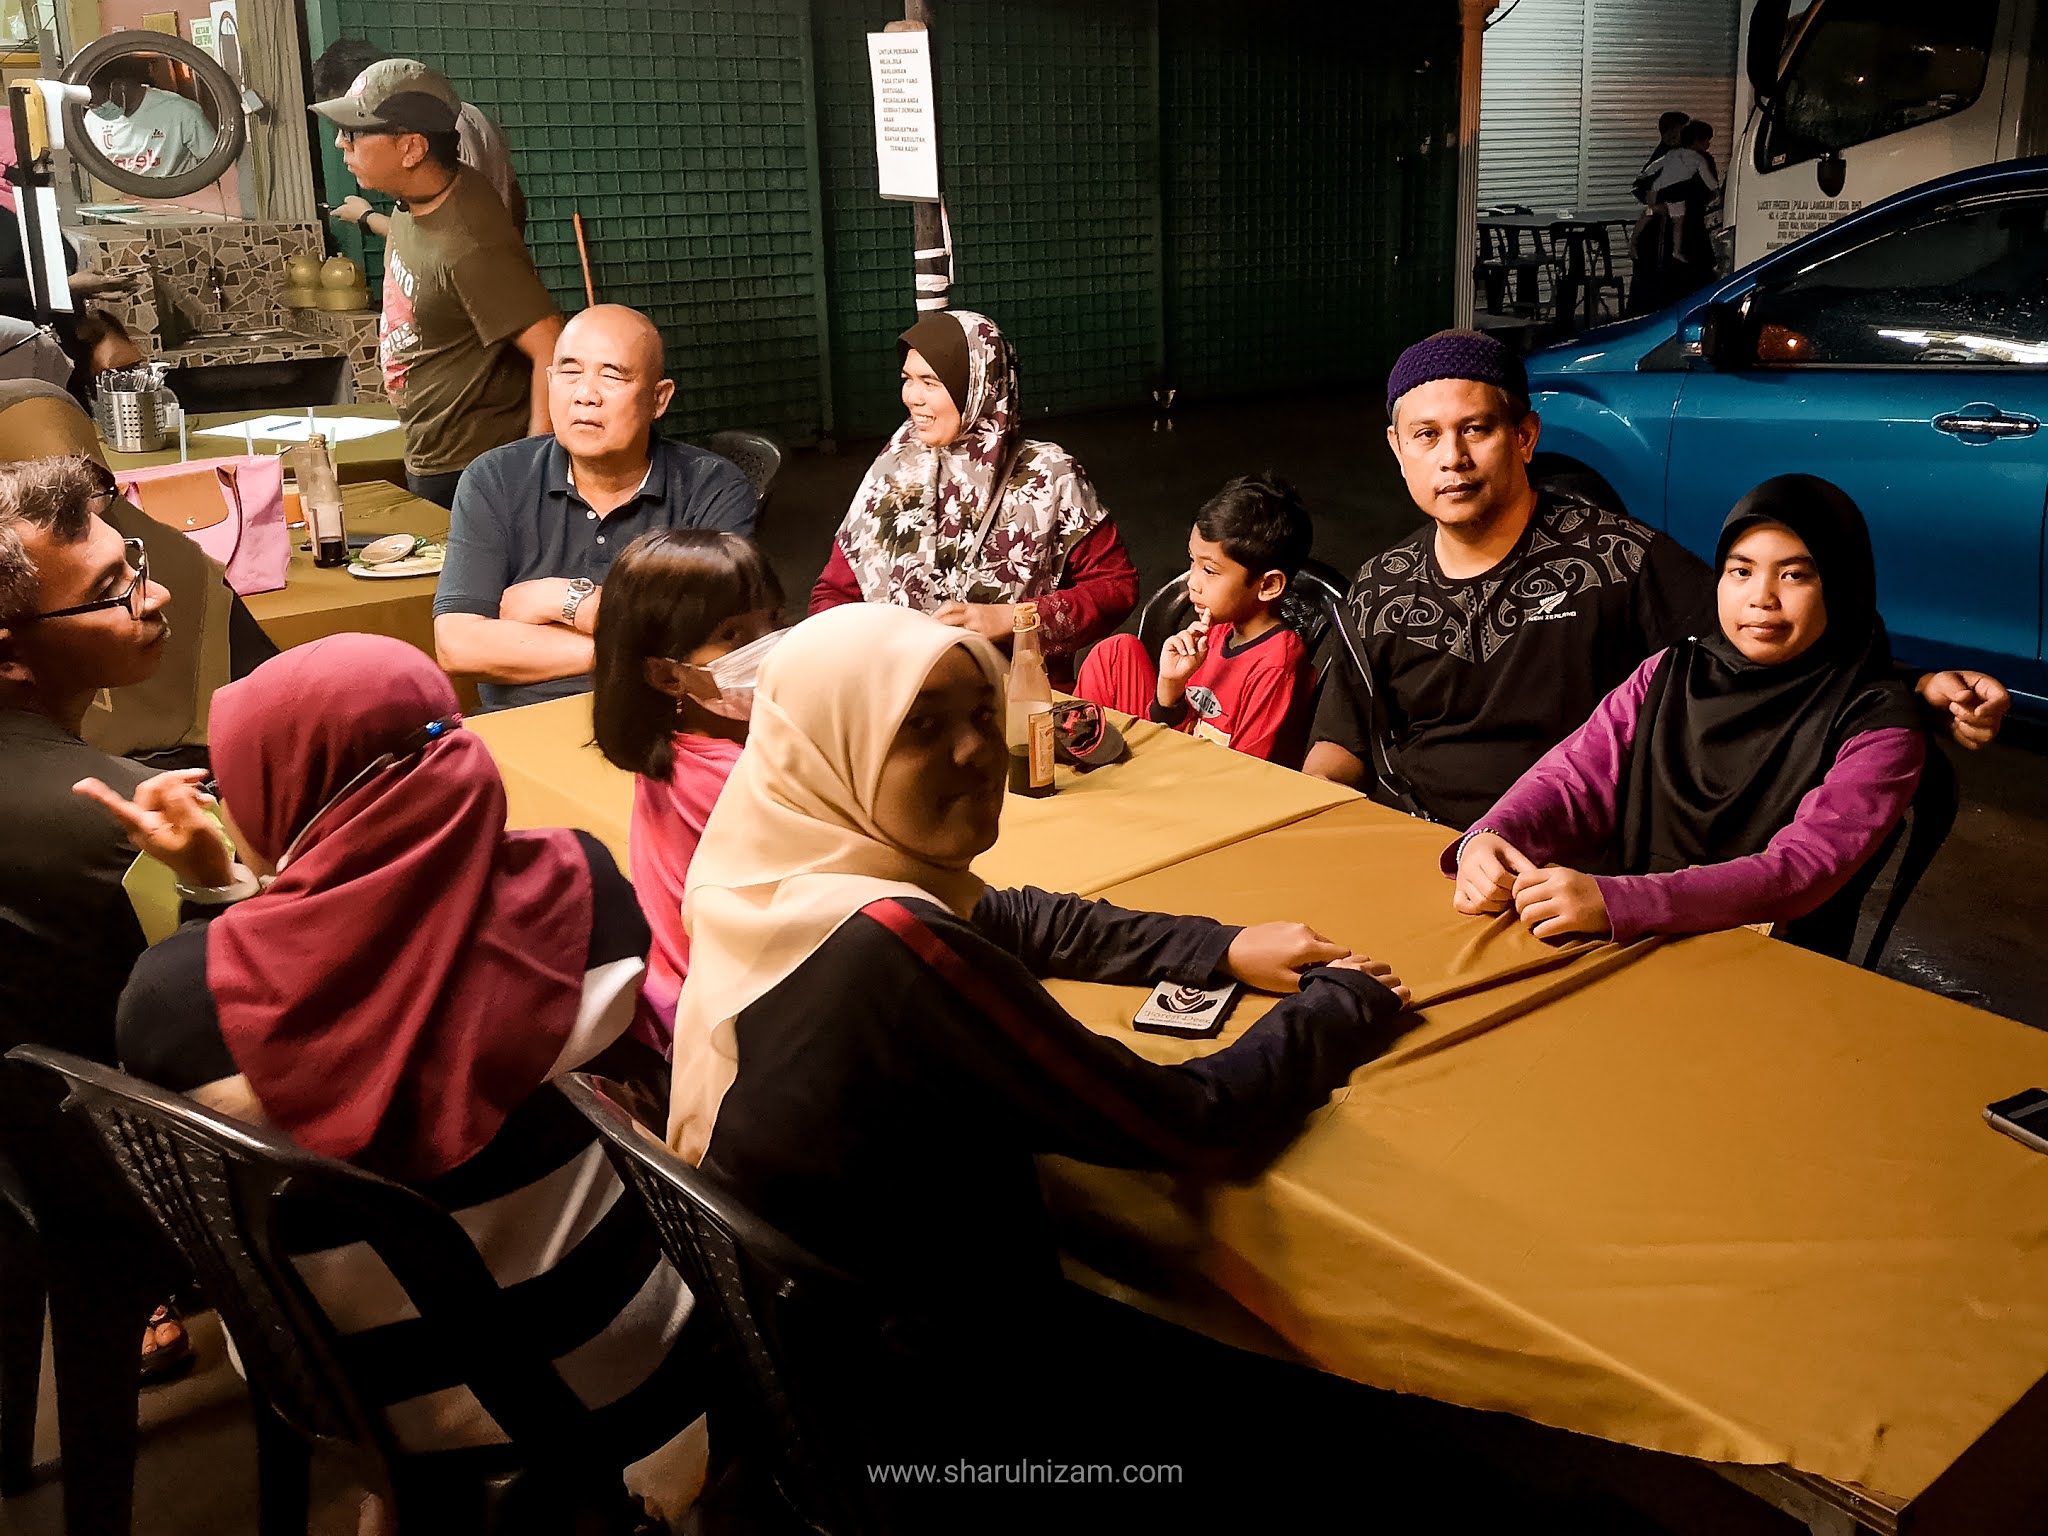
[1312,494,1715,828]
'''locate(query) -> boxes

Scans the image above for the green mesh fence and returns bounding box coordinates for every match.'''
[810,0,916,439]
[936,0,1159,419]
[813,0,1160,436]
[1161,0,1462,400]
[314,0,1460,442]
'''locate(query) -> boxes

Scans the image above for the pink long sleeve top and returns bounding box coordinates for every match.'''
[630,732,746,1054]
[1441,650,1926,942]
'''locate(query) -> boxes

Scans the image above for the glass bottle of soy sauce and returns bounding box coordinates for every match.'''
[302,433,349,568]
[1006,602,1055,797]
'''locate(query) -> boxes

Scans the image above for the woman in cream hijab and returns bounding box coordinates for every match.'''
[668,602,1417,1519]
[670,601,1407,1291]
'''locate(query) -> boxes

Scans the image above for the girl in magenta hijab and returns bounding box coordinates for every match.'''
[195,634,595,1170]
[85,634,701,1482]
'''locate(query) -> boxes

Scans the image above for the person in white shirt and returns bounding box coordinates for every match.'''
[87,66,215,178]
[1651,121,1720,233]
[1632,120,1720,309]
[0,319,74,389]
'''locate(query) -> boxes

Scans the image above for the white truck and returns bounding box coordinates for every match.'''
[1727,0,2048,266]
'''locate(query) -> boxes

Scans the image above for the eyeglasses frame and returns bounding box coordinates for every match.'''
[25,525,151,623]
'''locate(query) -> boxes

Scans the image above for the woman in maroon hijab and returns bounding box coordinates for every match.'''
[77,634,700,1493]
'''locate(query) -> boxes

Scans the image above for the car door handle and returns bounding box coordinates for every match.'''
[1934,412,2040,438]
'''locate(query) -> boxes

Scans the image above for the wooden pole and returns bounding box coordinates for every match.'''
[896,0,948,315]
[572,211,597,307]
[1453,0,1498,328]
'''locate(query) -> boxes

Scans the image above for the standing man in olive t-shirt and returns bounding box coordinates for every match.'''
[312,61,563,507]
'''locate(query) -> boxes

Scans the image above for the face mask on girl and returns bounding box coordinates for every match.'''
[664,627,789,721]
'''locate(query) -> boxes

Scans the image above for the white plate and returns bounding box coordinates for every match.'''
[347,554,444,580]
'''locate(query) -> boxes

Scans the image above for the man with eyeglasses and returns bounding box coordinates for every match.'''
[310,39,525,232]
[0,455,178,1062]
[432,304,757,711]
[1,453,217,1384]
[311,60,562,509]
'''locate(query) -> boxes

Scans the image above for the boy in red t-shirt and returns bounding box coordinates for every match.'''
[1077,474,1315,763]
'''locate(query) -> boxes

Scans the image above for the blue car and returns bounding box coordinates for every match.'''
[1525,156,2048,707]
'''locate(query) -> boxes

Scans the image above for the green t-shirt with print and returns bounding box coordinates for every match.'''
[379,166,558,476]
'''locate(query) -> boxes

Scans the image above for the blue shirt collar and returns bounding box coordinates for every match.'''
[546,434,668,513]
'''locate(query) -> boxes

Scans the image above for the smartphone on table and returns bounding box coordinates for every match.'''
[1984,1089,2048,1155]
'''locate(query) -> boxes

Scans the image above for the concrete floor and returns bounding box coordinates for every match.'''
[8,389,2041,1536]
[8,1309,708,1534]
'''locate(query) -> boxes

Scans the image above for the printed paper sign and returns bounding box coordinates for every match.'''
[1757,196,1863,253]
[867,30,938,202]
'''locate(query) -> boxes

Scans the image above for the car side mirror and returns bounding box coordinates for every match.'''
[1816,152,1847,198]
[1697,301,1752,369]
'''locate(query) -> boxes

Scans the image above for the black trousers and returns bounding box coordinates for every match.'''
[405,467,465,509]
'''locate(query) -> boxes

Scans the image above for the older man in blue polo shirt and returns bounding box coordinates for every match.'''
[433,304,756,709]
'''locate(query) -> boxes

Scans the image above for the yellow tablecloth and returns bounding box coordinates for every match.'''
[103,405,405,486]
[1041,800,1642,1067]
[244,481,447,657]
[1044,804,2048,1510]
[469,694,2048,1516]
[467,696,633,858]
[468,697,1355,893]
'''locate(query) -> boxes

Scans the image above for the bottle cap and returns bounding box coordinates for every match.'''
[308,432,329,449]
[1013,601,1039,630]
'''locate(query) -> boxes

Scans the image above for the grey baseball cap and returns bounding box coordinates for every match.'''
[310,58,461,134]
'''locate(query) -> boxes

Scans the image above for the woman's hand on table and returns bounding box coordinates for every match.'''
[73,769,238,890]
[1225,921,1351,994]
[1454,831,1534,915]
[1510,866,1610,941]
[932,601,1015,642]
[1325,955,1412,1008]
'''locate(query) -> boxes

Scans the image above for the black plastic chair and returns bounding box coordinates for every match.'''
[1781,740,1960,969]
[1862,743,1962,968]
[1316,588,1435,818]
[557,1073,903,1536]
[704,430,784,509]
[8,1047,685,1536]
[1134,555,1349,659]
[0,1055,184,1536]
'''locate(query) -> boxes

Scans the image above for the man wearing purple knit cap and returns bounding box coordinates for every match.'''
[1304,330,2008,826]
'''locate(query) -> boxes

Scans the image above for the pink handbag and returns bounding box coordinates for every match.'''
[111,455,292,597]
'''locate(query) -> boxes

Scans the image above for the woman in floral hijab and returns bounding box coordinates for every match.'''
[810,310,1138,678]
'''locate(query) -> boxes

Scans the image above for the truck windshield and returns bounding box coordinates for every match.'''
[1760,0,2000,170]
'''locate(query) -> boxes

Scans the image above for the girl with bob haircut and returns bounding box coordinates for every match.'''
[593,529,783,1050]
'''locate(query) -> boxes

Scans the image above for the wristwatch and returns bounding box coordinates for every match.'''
[562,577,596,628]
[175,866,265,905]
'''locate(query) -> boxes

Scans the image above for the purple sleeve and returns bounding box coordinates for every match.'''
[1439,651,1667,877]
[1593,726,1926,942]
